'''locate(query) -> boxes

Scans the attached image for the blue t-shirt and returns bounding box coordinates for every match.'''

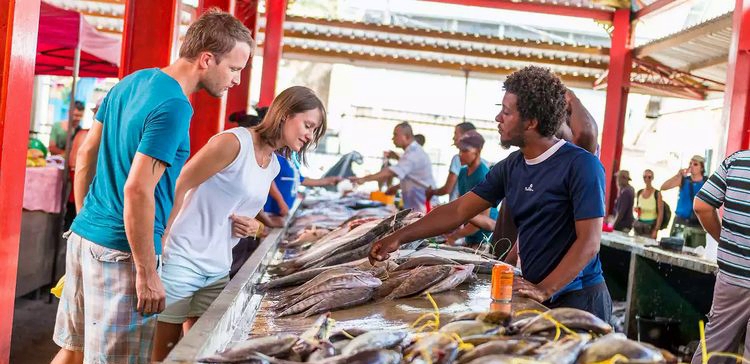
[457,163,498,244]
[264,153,304,215]
[472,141,606,298]
[675,176,706,219]
[71,68,193,255]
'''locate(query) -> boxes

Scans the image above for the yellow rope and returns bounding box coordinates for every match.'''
[587,354,630,364]
[513,309,579,340]
[339,329,355,340]
[699,320,750,364]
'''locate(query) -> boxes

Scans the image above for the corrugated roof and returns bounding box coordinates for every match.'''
[634,11,731,85]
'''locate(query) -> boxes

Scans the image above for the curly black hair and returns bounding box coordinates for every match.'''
[503,66,567,138]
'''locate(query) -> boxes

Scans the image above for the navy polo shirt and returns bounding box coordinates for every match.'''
[472,140,606,298]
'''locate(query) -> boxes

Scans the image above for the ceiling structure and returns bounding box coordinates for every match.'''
[40,0,732,99]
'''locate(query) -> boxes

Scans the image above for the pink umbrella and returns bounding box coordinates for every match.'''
[36,2,120,78]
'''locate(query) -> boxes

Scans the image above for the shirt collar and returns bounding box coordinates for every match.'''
[525,139,566,165]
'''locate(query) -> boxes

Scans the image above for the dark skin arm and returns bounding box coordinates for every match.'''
[369,192,491,263]
[562,89,598,154]
[514,217,603,302]
[693,198,721,242]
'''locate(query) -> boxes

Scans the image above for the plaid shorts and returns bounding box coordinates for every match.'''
[53,232,157,364]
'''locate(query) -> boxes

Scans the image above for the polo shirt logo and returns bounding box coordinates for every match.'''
[524,184,534,192]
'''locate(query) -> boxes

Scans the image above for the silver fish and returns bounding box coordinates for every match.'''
[387,265,452,299]
[341,330,408,356]
[198,334,299,363]
[517,308,613,336]
[423,264,475,295]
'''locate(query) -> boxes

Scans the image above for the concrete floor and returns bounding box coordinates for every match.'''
[11,291,61,364]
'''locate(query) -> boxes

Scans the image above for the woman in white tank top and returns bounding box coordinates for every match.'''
[152,86,328,360]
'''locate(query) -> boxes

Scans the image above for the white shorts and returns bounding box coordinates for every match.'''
[158,263,228,324]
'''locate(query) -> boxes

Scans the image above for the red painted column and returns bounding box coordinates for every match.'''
[599,9,632,214]
[258,0,287,107]
[724,0,750,155]
[190,0,234,155]
[225,0,259,130]
[119,0,179,78]
[0,0,41,360]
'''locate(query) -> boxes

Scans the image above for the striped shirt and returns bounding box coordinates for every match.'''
[696,150,750,288]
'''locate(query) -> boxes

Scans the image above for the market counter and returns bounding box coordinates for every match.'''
[599,232,717,348]
[165,213,543,363]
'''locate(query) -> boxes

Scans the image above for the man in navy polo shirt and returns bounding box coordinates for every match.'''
[369,66,611,321]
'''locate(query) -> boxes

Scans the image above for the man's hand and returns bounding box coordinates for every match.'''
[514,277,551,303]
[230,214,261,238]
[369,235,401,265]
[135,269,165,315]
[383,150,399,160]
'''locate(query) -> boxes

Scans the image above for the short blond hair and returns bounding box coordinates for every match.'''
[254,86,327,164]
[179,8,254,63]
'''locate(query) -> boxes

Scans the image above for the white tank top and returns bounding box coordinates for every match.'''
[163,127,280,276]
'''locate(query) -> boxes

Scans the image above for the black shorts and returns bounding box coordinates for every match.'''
[543,282,613,324]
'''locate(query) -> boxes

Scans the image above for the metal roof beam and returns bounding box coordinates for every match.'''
[684,53,729,71]
[422,0,614,21]
[285,16,610,56]
[634,13,733,57]
[634,0,691,20]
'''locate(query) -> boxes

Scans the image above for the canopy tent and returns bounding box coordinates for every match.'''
[36,2,120,78]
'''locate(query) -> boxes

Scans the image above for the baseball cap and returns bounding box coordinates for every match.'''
[457,130,485,150]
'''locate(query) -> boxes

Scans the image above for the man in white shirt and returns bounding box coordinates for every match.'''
[352,122,436,212]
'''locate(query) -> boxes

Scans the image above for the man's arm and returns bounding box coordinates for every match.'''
[74,121,103,212]
[301,176,342,187]
[660,170,685,191]
[517,217,603,301]
[694,198,721,242]
[468,213,496,231]
[565,90,598,154]
[369,192,491,263]
[430,173,458,197]
[352,167,397,185]
[268,181,289,216]
[123,153,168,315]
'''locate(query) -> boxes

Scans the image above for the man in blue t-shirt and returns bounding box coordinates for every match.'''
[369,66,611,322]
[53,10,253,364]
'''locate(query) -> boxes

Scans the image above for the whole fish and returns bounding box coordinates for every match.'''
[198,334,299,363]
[302,287,375,317]
[386,265,452,299]
[464,354,540,364]
[278,291,332,317]
[438,320,499,337]
[394,255,458,271]
[535,334,590,364]
[373,271,412,300]
[517,308,613,336]
[277,267,366,300]
[458,339,543,364]
[341,330,408,356]
[311,243,373,269]
[246,348,402,364]
[576,333,666,364]
[422,264,475,295]
[283,227,331,248]
[277,273,381,311]
[405,332,458,364]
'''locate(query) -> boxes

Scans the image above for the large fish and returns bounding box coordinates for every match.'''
[386,265,452,299]
[341,330,408,356]
[276,267,363,299]
[422,264,475,295]
[576,333,667,364]
[458,339,544,363]
[198,334,299,363]
[393,255,459,271]
[516,308,613,336]
[535,334,590,364]
[302,287,376,317]
[277,273,381,311]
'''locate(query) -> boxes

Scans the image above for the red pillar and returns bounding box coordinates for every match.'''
[599,9,632,215]
[724,0,750,155]
[258,0,287,107]
[225,0,259,130]
[190,0,235,156]
[0,0,41,360]
[119,0,179,78]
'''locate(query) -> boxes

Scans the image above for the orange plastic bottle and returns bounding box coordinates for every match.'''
[491,264,513,303]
